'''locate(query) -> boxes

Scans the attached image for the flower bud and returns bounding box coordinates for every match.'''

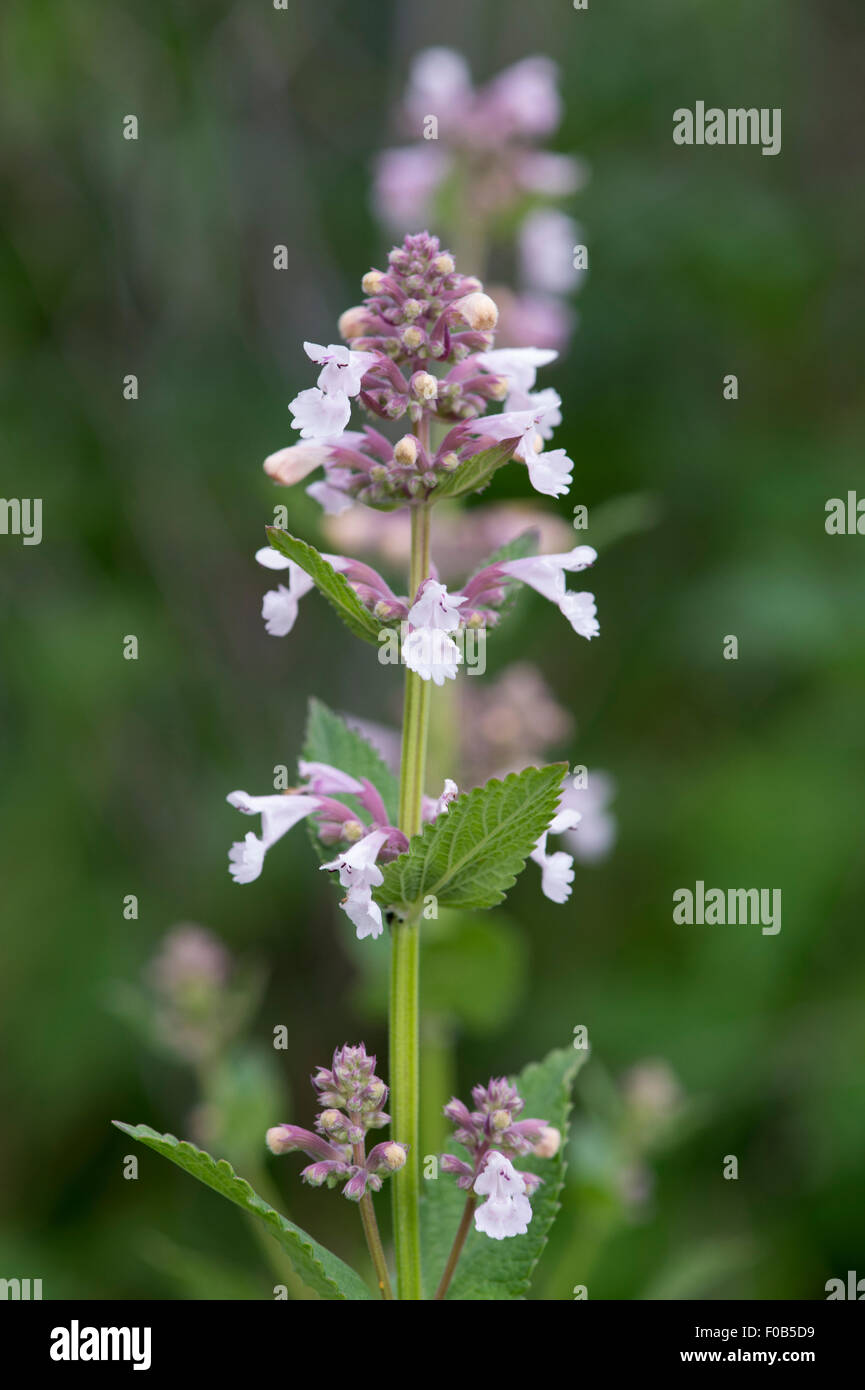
[422,471,438,489]
[369,464,389,482]
[265,1126,294,1155]
[439,452,461,471]
[383,1142,407,1171]
[393,434,418,465]
[433,252,455,275]
[533,1125,562,1159]
[402,298,424,321]
[492,1109,511,1131]
[318,1108,344,1134]
[343,819,365,842]
[362,269,386,294]
[452,292,499,331]
[407,476,424,496]
[339,306,373,340]
[411,371,438,402]
[401,326,424,351]
[263,444,328,486]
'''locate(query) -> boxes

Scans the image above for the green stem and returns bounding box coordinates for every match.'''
[390,500,432,1301]
[433,1193,476,1301]
[352,1140,394,1300]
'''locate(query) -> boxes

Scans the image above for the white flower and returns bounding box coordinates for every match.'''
[407,579,467,632]
[322,830,389,941]
[228,832,267,886]
[525,447,573,498]
[402,627,462,685]
[560,591,600,639]
[499,545,596,603]
[261,585,300,637]
[226,792,320,883]
[303,342,377,398]
[423,778,459,821]
[255,547,348,637]
[289,386,351,440]
[479,397,561,463]
[476,347,558,404]
[321,828,388,891]
[473,1151,534,1239]
[531,808,581,903]
[342,887,384,941]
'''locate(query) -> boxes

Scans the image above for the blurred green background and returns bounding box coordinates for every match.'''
[1,0,863,1300]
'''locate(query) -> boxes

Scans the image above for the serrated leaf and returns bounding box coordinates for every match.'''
[421,1046,587,1299]
[302,698,398,825]
[431,441,518,501]
[113,1122,372,1301]
[265,528,385,646]
[375,763,566,916]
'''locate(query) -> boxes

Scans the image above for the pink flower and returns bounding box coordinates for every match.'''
[473,1151,534,1239]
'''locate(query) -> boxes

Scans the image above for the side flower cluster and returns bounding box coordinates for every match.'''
[266,1043,407,1202]
[441,1077,559,1239]
[227,758,456,937]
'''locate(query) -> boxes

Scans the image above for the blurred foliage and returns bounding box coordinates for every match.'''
[1,0,863,1299]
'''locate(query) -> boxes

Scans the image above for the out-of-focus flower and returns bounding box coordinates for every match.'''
[373,49,587,352]
[520,208,584,297]
[558,770,618,863]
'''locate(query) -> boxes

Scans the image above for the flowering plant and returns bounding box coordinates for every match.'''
[115,229,597,1300]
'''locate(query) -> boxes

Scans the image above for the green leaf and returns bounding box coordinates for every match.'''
[265,527,385,646]
[302,698,398,825]
[113,1122,372,1301]
[431,441,518,501]
[375,763,567,916]
[421,1046,587,1299]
